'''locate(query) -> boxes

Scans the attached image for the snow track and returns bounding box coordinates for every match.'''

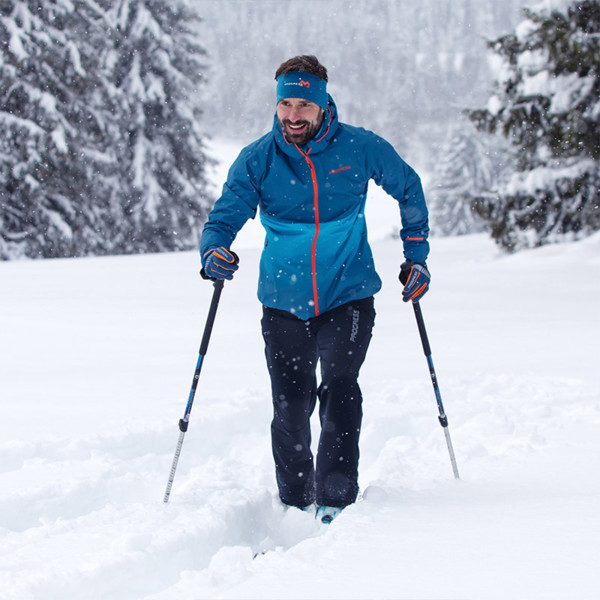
[0,388,328,599]
[1,368,598,599]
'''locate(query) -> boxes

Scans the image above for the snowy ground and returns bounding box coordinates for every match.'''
[1,140,599,600]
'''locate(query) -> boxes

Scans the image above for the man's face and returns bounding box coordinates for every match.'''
[277,98,324,145]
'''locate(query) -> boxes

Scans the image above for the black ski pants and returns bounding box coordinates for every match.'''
[261,297,375,508]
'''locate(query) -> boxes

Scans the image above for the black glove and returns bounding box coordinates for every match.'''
[399,260,430,303]
[201,247,239,280]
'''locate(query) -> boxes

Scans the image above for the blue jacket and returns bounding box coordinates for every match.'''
[201,96,429,320]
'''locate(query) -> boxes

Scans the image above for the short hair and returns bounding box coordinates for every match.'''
[275,55,328,82]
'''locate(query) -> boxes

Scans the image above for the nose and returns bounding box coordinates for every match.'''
[288,106,303,122]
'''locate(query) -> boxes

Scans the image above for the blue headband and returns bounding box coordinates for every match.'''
[276,71,328,110]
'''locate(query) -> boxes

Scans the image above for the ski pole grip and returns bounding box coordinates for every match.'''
[199,279,224,355]
[412,302,432,357]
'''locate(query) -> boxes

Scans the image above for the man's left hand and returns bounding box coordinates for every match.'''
[399,260,430,303]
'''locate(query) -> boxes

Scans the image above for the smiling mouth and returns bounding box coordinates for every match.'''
[285,121,308,133]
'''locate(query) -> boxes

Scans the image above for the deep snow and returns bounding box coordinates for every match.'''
[1,140,599,600]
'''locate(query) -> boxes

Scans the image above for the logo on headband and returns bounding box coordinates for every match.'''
[284,80,311,88]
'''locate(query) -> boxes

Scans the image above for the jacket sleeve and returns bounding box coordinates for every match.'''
[200,146,261,261]
[366,133,430,265]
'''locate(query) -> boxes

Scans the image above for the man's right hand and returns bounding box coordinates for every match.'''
[201,247,239,280]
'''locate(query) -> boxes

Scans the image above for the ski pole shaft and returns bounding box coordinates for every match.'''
[163,278,225,503]
[412,301,460,479]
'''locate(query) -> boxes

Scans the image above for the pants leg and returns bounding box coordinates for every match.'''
[311,297,375,507]
[262,298,375,509]
[262,307,318,507]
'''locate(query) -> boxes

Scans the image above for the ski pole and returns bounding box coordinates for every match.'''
[411,301,460,479]
[163,278,225,503]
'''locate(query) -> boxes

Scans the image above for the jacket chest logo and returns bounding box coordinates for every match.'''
[328,166,351,175]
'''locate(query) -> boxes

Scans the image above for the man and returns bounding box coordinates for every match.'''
[200,55,430,524]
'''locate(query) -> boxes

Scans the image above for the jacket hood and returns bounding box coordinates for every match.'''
[273,94,340,158]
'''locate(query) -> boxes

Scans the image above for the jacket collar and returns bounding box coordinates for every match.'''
[273,94,339,158]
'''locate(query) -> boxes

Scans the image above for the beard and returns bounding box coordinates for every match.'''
[280,117,323,145]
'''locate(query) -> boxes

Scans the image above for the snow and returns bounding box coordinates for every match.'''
[51,127,69,155]
[518,68,596,116]
[1,141,599,600]
[505,158,597,195]
[486,94,503,116]
[4,17,28,62]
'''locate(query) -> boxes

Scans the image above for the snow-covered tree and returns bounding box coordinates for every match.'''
[429,119,510,236]
[0,0,212,260]
[0,1,112,258]
[102,0,212,255]
[469,0,600,251]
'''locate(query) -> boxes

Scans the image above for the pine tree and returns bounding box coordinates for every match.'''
[469,0,600,251]
[429,119,508,236]
[103,0,212,255]
[0,1,112,258]
[0,0,212,260]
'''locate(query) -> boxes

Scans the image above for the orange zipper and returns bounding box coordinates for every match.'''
[296,145,320,316]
